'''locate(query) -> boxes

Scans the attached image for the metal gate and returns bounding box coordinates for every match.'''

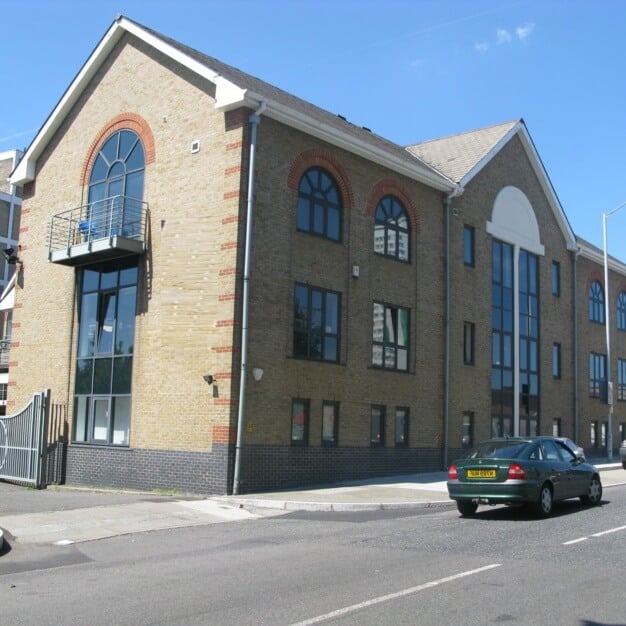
[0,390,50,488]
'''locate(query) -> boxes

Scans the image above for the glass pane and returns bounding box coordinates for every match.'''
[372,344,383,366]
[73,396,89,442]
[75,359,93,394]
[323,337,337,361]
[370,408,383,444]
[296,197,310,231]
[116,286,136,354]
[93,398,109,441]
[97,293,117,354]
[93,358,112,394]
[384,346,396,368]
[384,308,396,344]
[310,291,322,331]
[313,201,325,235]
[112,396,131,445]
[291,400,306,442]
[327,206,340,241]
[112,357,132,394]
[374,223,385,254]
[398,231,409,261]
[119,266,138,287]
[125,170,144,202]
[395,409,407,445]
[82,268,100,292]
[386,229,396,257]
[373,303,384,341]
[325,293,338,333]
[322,404,336,443]
[90,154,108,183]
[398,309,409,346]
[397,348,408,371]
[78,293,98,357]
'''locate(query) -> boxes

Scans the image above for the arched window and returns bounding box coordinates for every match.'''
[617,292,626,330]
[296,167,341,241]
[589,280,605,323]
[87,130,145,238]
[374,195,409,262]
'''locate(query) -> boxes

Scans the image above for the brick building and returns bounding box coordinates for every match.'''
[8,16,626,494]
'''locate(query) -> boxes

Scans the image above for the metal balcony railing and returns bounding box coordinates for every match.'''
[48,195,149,265]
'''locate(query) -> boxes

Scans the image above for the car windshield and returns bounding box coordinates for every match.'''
[466,441,527,459]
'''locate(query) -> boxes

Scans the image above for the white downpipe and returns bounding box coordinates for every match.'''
[233,101,266,495]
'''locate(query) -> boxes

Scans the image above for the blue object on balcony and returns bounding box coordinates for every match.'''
[78,220,96,238]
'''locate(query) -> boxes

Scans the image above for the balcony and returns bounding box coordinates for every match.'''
[48,196,149,266]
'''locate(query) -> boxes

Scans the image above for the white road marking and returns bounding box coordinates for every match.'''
[563,524,626,545]
[289,563,502,626]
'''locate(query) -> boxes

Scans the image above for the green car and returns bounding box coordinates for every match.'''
[447,436,603,517]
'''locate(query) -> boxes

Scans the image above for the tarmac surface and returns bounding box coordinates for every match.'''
[1,463,624,549]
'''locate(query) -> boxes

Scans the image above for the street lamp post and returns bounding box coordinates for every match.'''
[602,201,626,461]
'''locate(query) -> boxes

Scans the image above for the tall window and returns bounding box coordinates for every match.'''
[618,359,626,401]
[291,398,309,446]
[552,343,561,379]
[370,405,385,446]
[372,302,409,371]
[293,283,340,362]
[491,241,514,437]
[296,167,341,241]
[394,407,409,447]
[589,352,607,399]
[590,420,598,448]
[618,292,626,330]
[589,280,605,323]
[463,225,475,267]
[551,261,560,296]
[463,321,475,365]
[88,130,145,238]
[322,401,339,446]
[374,195,409,262]
[73,259,138,445]
[462,411,474,448]
[519,250,539,436]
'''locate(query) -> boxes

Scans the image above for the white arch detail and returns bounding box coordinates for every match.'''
[486,186,545,256]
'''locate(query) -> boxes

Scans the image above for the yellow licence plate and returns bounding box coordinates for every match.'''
[467,469,496,478]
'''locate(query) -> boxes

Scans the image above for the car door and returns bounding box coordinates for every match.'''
[556,440,587,497]
[540,439,570,499]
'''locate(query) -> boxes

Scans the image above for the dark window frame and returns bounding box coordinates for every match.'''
[293,283,341,363]
[463,225,475,267]
[373,195,410,263]
[551,261,560,296]
[618,358,626,401]
[589,351,607,399]
[371,301,410,371]
[370,405,386,447]
[394,407,409,447]
[296,167,342,242]
[589,280,605,324]
[618,292,626,331]
[291,398,310,446]
[552,342,561,379]
[321,401,339,447]
[463,321,475,365]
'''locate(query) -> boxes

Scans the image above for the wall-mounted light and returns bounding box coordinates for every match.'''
[252,368,264,381]
[203,374,215,385]
[1,247,19,265]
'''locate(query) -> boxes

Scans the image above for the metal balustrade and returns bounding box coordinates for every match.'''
[48,195,149,265]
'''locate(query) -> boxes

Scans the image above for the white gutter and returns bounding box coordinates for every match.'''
[233,100,267,495]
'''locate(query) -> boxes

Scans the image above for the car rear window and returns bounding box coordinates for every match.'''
[466,442,527,459]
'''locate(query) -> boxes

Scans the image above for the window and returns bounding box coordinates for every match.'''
[589,280,605,323]
[551,261,560,296]
[619,422,625,443]
[322,401,339,446]
[601,421,607,448]
[293,284,340,362]
[552,418,561,437]
[463,225,475,267]
[589,352,607,399]
[590,420,598,448]
[618,359,626,401]
[462,411,474,448]
[291,398,309,446]
[394,407,409,447]
[374,195,409,262]
[296,167,341,241]
[370,405,385,446]
[463,322,475,365]
[73,259,138,445]
[88,130,145,238]
[552,343,561,379]
[372,302,409,371]
[618,292,626,331]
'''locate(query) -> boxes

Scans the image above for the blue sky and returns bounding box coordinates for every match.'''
[1,0,625,252]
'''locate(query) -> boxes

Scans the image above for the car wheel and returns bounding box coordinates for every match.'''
[457,500,478,516]
[534,483,553,517]
[580,475,602,505]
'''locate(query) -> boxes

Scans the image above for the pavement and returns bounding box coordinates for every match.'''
[1,463,624,550]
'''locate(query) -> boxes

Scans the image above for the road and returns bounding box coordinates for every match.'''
[1,485,625,625]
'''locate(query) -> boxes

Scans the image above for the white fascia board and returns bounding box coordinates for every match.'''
[219,93,456,193]
[579,243,626,276]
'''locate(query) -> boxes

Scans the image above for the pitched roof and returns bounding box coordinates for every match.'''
[11,16,455,193]
[405,120,519,185]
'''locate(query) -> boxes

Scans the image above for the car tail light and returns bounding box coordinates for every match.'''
[507,463,526,479]
[448,465,458,479]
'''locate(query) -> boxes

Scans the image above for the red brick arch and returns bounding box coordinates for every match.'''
[287,148,354,210]
[80,112,156,186]
[365,179,420,233]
